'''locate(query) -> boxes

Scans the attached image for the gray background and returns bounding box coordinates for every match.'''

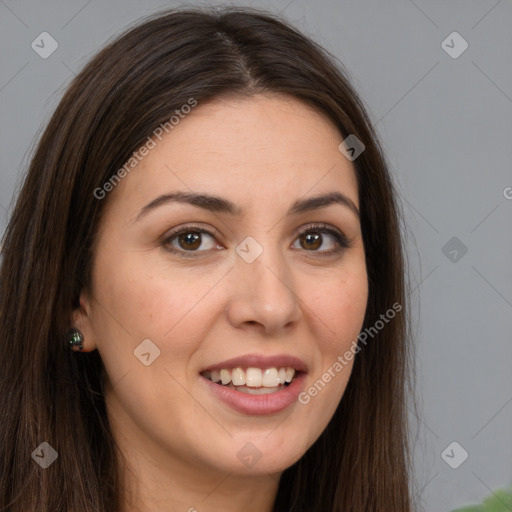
[1,1,511,511]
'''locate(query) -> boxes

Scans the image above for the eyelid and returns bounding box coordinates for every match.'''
[161,223,224,257]
[292,222,353,253]
[161,223,222,239]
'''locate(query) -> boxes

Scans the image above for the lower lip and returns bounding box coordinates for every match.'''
[200,372,307,415]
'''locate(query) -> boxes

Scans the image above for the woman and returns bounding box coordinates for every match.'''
[0,6,414,511]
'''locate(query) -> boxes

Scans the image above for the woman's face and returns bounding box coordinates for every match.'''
[76,94,368,478]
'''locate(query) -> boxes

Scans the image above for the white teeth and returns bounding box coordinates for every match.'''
[231,367,245,386]
[262,368,280,387]
[237,385,281,395]
[220,369,231,385]
[245,368,262,387]
[203,366,297,388]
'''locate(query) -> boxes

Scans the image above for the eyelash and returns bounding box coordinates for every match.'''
[161,223,353,258]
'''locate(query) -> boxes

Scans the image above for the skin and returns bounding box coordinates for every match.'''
[73,93,368,512]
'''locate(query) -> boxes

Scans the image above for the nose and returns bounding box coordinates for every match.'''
[226,244,302,335]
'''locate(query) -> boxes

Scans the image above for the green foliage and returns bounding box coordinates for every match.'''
[451,486,512,512]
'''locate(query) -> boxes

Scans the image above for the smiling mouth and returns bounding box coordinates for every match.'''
[201,367,298,395]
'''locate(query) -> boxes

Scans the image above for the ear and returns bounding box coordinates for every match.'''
[70,290,98,353]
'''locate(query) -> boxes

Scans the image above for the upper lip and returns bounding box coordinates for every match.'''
[201,353,308,373]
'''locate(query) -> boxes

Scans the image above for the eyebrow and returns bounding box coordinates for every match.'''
[135,190,360,221]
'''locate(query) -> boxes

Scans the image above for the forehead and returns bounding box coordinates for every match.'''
[106,93,359,217]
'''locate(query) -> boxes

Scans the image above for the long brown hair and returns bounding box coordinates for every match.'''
[0,7,415,511]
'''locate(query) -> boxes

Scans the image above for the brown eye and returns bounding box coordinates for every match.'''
[163,227,219,254]
[178,232,202,250]
[299,232,322,250]
[292,224,351,254]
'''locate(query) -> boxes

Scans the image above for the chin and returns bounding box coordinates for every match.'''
[202,427,314,476]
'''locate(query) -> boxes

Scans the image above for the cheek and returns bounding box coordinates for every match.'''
[296,264,367,411]
[90,251,231,392]
[303,266,368,349]
[93,253,215,339]
[90,255,222,438]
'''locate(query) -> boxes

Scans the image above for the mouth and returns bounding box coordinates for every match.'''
[199,354,308,415]
[200,366,300,395]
